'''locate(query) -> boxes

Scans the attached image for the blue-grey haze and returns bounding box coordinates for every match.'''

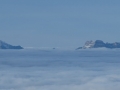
[0,0,120,48]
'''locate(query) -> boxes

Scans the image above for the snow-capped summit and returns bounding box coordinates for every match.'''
[76,40,120,49]
[82,40,95,49]
[0,40,23,49]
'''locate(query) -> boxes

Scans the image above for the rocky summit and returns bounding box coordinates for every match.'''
[0,40,23,49]
[77,40,120,49]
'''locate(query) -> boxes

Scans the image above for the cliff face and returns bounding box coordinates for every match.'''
[94,40,105,48]
[77,40,120,49]
[0,40,23,49]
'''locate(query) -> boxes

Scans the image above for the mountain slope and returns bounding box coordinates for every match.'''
[0,40,23,49]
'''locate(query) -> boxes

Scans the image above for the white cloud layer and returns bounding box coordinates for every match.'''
[0,49,120,90]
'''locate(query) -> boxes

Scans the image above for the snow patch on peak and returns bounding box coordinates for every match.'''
[83,40,95,49]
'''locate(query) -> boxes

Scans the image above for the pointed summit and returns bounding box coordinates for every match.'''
[0,40,23,49]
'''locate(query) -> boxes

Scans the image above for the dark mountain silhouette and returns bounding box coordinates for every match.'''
[0,40,23,49]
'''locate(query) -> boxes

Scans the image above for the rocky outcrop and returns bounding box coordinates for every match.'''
[76,40,120,49]
[82,40,95,49]
[0,40,23,49]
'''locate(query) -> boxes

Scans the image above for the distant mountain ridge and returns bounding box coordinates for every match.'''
[76,40,120,49]
[0,40,23,49]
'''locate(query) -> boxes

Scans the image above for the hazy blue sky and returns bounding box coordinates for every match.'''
[0,0,120,48]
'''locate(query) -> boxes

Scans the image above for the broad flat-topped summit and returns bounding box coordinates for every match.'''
[77,40,120,49]
[0,40,23,49]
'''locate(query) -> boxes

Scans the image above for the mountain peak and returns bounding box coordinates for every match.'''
[77,40,120,49]
[0,40,23,49]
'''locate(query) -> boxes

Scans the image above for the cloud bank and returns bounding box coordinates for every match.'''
[0,49,120,90]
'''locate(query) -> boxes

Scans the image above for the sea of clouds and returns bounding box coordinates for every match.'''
[0,49,120,90]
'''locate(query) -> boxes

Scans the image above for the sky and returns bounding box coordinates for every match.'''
[0,0,120,48]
